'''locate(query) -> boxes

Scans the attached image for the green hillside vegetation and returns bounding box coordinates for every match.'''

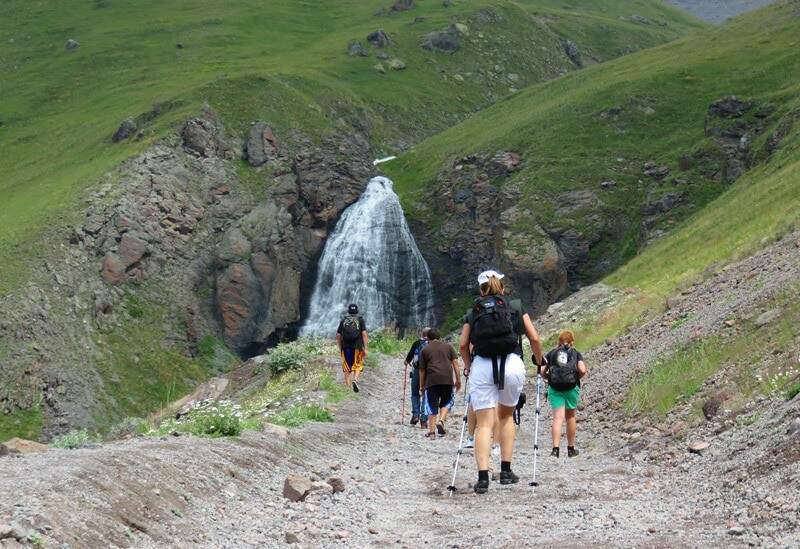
[0,0,702,295]
[386,1,799,284]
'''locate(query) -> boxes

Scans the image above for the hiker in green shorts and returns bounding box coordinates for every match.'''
[541,330,587,458]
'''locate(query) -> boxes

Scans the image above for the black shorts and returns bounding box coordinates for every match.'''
[426,384,453,412]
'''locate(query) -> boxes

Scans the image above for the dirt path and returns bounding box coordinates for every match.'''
[1,352,794,547]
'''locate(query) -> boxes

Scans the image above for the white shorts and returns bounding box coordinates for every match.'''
[468,353,526,411]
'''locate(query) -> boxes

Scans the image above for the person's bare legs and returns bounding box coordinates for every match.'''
[566,408,577,447]
[497,405,516,462]
[493,407,501,445]
[474,408,496,470]
[467,406,476,437]
[552,406,565,449]
[343,370,351,388]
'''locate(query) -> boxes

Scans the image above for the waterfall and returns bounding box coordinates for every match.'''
[300,176,435,337]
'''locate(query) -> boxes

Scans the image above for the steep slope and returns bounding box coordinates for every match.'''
[386,0,799,318]
[0,0,704,439]
[0,0,702,295]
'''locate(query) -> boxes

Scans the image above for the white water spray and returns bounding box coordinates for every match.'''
[300,176,435,337]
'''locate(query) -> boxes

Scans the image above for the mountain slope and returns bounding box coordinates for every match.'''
[0,0,704,439]
[0,0,703,295]
[385,0,799,316]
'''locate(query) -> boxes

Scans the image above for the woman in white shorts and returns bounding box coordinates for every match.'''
[460,270,543,494]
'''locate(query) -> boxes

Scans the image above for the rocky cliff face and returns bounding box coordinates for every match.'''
[0,109,374,435]
[415,152,569,315]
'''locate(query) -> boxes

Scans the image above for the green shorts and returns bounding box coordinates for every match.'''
[548,385,580,410]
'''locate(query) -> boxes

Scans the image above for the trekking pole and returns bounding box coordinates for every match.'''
[401,362,408,425]
[529,374,542,488]
[447,392,470,496]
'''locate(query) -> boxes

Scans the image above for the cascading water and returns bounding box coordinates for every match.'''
[300,176,435,337]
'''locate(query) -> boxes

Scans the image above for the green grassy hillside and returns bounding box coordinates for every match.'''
[0,0,702,295]
[386,0,799,286]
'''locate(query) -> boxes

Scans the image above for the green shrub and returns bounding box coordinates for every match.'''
[785,381,800,401]
[149,399,243,437]
[370,330,412,356]
[267,339,326,375]
[272,404,333,428]
[51,428,91,449]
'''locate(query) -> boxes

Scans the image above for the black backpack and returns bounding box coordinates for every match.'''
[340,315,362,346]
[468,295,521,357]
[549,345,579,390]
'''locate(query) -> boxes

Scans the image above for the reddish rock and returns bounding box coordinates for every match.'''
[216,263,261,349]
[101,253,126,285]
[0,438,48,456]
[327,477,346,493]
[283,475,312,502]
[118,233,148,267]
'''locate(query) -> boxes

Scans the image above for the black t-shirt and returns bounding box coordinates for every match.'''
[405,339,426,365]
[463,297,525,357]
[544,347,583,389]
[337,315,366,348]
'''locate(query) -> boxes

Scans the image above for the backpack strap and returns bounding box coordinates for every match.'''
[490,355,507,391]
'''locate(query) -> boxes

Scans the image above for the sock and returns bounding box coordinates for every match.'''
[501,461,511,472]
[478,470,489,482]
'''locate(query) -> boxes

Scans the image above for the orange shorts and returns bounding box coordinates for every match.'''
[341,348,365,373]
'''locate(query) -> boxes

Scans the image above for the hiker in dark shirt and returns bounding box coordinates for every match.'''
[404,328,431,428]
[336,304,368,393]
[419,329,462,438]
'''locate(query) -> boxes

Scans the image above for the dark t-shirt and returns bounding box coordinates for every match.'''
[419,340,457,388]
[336,315,366,349]
[405,339,426,365]
[544,347,583,390]
[463,297,525,357]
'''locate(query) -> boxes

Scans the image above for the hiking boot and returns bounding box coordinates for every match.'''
[499,470,520,485]
[473,479,490,494]
[352,381,359,393]
[463,436,475,449]
[436,421,446,436]
[551,447,560,458]
[410,415,419,425]
[568,446,579,458]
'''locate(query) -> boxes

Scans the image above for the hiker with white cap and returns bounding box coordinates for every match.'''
[460,270,543,494]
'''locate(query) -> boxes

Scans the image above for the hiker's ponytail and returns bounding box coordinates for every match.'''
[479,276,504,297]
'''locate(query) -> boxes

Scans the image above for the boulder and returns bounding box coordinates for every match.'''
[181,117,224,157]
[246,122,278,167]
[787,418,800,435]
[487,151,521,177]
[261,423,289,440]
[421,25,461,53]
[391,0,414,11]
[367,29,391,48]
[561,39,582,67]
[389,58,406,70]
[118,233,148,267]
[283,475,312,502]
[327,476,346,493]
[754,308,782,327]
[708,96,754,119]
[0,438,48,456]
[643,162,670,180]
[642,193,683,216]
[65,39,79,50]
[310,480,334,494]
[374,63,386,74]
[101,253,126,285]
[347,40,368,57]
[112,118,137,143]
[216,228,252,264]
[600,180,617,189]
[687,440,710,454]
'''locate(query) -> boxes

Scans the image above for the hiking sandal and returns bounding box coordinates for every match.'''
[436,421,446,435]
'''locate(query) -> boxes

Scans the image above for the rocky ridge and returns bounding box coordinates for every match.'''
[0,109,374,435]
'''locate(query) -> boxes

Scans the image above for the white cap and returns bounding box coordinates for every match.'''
[477,270,505,286]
